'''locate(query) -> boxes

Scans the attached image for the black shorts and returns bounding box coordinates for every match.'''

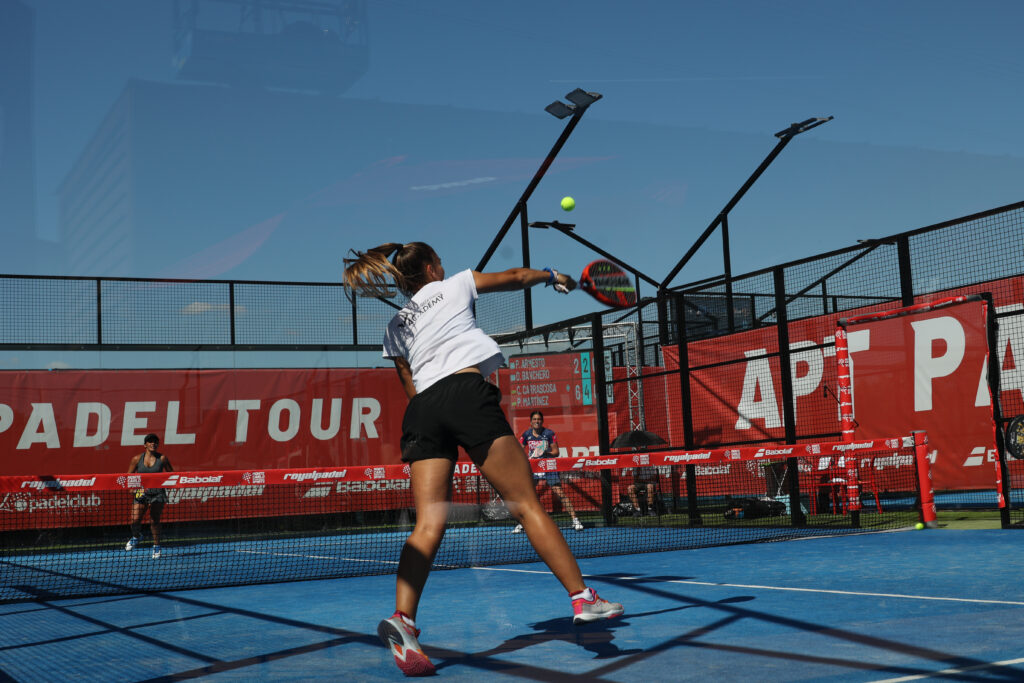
[401,373,514,466]
[633,467,660,484]
[133,489,167,506]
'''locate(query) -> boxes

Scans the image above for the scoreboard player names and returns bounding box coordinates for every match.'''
[508,352,593,409]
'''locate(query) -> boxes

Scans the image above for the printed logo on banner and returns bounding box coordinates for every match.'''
[283,470,347,482]
[20,477,97,490]
[873,455,914,470]
[664,452,712,463]
[303,484,333,498]
[805,444,821,454]
[832,442,875,452]
[0,493,30,512]
[116,475,142,489]
[962,446,989,467]
[632,455,650,466]
[161,474,224,486]
[755,447,793,458]
[336,479,411,493]
[695,464,731,476]
[725,450,742,460]
[542,459,556,471]
[572,457,618,469]
[0,491,101,513]
[373,467,385,479]
[166,484,264,504]
[243,472,267,483]
[402,464,411,476]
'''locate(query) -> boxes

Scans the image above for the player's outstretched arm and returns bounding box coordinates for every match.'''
[474,268,576,294]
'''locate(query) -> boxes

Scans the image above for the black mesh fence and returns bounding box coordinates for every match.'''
[0,277,525,351]
[1009,459,1024,527]
[631,202,1024,526]
[2,202,1023,525]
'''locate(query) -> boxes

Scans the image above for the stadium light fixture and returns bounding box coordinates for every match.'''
[544,101,575,119]
[545,89,603,119]
[775,116,833,139]
[565,88,602,109]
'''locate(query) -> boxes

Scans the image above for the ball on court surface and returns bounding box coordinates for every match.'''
[560,196,575,211]
[915,522,925,530]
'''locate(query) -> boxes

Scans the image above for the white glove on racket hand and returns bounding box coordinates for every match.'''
[548,269,577,294]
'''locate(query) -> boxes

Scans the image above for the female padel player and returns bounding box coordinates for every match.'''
[344,242,623,677]
[125,433,173,559]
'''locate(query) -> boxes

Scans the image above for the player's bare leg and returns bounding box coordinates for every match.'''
[395,458,455,619]
[471,435,585,593]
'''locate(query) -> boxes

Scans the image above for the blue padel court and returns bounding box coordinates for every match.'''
[2,529,1022,682]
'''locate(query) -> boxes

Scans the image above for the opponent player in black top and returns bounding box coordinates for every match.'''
[125,433,173,559]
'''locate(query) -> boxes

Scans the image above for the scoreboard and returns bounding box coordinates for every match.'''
[507,351,594,410]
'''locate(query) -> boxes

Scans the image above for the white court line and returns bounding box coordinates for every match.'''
[470,566,1024,607]
[867,657,1024,682]
[235,549,462,570]
[236,549,398,565]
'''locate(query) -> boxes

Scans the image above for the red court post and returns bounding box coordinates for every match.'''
[834,324,863,518]
[913,430,938,528]
[833,325,855,442]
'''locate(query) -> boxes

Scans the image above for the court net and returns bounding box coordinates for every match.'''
[1,435,932,603]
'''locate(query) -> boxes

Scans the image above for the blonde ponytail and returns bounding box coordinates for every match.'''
[343,242,438,297]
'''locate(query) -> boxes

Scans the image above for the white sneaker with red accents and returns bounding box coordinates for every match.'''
[377,611,435,676]
[572,591,624,625]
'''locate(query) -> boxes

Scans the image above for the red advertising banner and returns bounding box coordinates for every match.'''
[0,363,605,476]
[0,368,411,475]
[845,300,997,489]
[0,437,917,532]
[661,278,1024,491]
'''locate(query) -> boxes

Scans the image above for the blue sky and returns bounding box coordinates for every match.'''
[5,0,1024,330]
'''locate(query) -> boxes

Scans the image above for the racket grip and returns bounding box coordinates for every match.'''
[550,270,576,294]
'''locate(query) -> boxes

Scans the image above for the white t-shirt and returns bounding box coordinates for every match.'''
[382,269,505,393]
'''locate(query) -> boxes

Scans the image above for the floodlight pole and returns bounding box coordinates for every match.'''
[476,89,601,328]
[529,221,660,289]
[660,117,833,294]
[476,97,599,273]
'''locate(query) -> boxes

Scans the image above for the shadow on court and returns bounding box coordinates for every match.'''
[432,595,757,677]
[571,571,1024,681]
[4,533,1024,681]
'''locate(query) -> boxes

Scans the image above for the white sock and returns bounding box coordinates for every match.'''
[398,612,416,629]
[571,587,594,601]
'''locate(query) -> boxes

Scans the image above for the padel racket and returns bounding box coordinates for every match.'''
[579,260,637,308]
[1005,414,1024,460]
